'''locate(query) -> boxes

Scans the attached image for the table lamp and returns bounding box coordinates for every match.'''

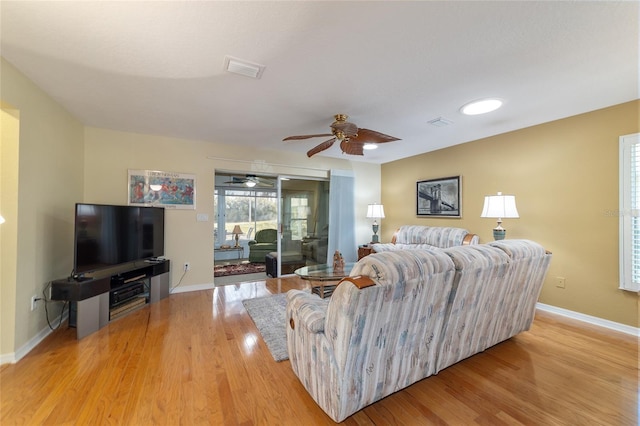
[366,203,385,243]
[232,225,244,247]
[480,192,519,240]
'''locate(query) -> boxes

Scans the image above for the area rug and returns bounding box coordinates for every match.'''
[242,293,288,362]
[214,262,266,277]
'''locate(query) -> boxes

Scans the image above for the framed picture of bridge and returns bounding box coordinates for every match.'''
[416,176,461,217]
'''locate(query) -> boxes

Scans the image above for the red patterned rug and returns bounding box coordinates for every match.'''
[214,262,266,277]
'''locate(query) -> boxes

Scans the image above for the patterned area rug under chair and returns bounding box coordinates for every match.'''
[214,262,266,277]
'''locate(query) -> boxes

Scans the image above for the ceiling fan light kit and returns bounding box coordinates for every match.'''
[223,174,272,188]
[283,114,400,157]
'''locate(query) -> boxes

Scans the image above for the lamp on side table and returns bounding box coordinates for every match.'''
[232,225,244,247]
[480,192,519,240]
[366,203,385,243]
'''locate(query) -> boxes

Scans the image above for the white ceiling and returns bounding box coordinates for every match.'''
[1,1,638,164]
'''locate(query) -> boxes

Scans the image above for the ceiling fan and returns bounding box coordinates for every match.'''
[283,114,401,157]
[223,175,273,188]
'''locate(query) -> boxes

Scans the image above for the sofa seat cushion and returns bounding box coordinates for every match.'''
[269,251,304,262]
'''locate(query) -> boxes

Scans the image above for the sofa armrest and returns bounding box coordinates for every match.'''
[462,233,479,245]
[286,290,329,333]
[247,239,257,246]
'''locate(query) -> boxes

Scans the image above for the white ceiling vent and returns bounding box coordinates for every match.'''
[224,56,266,79]
[428,117,453,127]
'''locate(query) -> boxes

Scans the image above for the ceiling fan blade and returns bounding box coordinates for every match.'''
[340,139,364,156]
[224,176,245,184]
[283,133,333,141]
[307,137,336,157]
[353,128,401,144]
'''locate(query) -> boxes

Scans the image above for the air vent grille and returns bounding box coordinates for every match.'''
[224,56,265,79]
[428,117,453,127]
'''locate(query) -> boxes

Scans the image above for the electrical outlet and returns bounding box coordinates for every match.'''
[556,277,566,289]
[184,262,191,271]
[31,295,39,311]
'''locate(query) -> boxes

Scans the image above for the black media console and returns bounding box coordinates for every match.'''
[51,259,170,339]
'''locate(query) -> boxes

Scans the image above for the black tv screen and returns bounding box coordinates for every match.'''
[74,203,165,274]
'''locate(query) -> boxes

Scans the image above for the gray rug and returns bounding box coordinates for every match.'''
[242,293,288,362]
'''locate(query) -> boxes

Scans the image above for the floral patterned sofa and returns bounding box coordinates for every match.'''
[286,240,551,422]
[371,225,479,252]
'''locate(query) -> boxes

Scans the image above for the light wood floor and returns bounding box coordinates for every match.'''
[1,277,637,425]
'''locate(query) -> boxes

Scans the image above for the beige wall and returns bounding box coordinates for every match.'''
[1,107,19,356]
[83,127,381,289]
[1,58,85,356]
[382,101,639,327]
[4,49,635,358]
[1,55,380,359]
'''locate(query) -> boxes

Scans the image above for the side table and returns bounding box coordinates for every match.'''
[358,245,374,260]
[214,246,244,260]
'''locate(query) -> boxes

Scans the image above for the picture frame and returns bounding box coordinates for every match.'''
[128,169,196,209]
[416,176,461,217]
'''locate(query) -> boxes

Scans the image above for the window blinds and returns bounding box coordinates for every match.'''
[620,133,640,291]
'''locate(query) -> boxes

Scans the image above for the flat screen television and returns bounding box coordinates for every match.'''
[74,203,165,275]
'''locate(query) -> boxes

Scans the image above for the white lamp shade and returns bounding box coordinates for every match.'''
[481,193,519,219]
[232,225,244,234]
[366,203,385,219]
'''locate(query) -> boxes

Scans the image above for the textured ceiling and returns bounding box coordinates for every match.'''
[1,1,638,164]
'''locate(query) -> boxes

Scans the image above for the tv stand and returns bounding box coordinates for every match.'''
[51,260,170,339]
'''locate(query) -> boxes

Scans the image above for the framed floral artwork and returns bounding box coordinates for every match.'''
[128,169,195,209]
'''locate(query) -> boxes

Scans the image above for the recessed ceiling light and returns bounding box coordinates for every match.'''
[363,143,378,150]
[460,98,503,115]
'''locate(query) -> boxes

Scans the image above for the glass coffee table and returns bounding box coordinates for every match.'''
[294,263,356,298]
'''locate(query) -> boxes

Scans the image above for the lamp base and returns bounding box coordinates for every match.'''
[234,234,240,247]
[371,222,380,244]
[492,228,506,240]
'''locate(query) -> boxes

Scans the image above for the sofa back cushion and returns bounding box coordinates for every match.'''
[254,228,277,243]
[487,239,552,340]
[393,225,478,248]
[436,240,551,371]
[323,249,456,417]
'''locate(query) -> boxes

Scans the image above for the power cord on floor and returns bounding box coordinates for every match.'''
[43,282,67,331]
[170,269,188,293]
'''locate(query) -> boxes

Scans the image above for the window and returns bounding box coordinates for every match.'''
[289,195,309,240]
[214,188,277,245]
[619,133,640,291]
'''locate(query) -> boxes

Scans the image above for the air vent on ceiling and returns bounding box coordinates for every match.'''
[224,56,266,79]
[428,117,453,127]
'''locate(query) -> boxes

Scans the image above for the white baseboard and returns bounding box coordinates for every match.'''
[0,351,16,365]
[536,303,639,337]
[1,310,68,365]
[170,282,215,294]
